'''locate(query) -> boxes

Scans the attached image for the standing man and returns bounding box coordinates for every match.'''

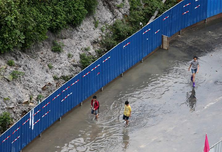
[123,101,131,127]
[188,56,199,87]
[91,96,99,120]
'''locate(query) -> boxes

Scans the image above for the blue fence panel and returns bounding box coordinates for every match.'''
[170,2,184,36]
[142,23,153,58]
[1,0,222,152]
[101,51,113,87]
[192,0,208,24]
[180,0,193,30]
[150,17,163,51]
[207,0,222,18]
[121,37,133,72]
[161,9,173,37]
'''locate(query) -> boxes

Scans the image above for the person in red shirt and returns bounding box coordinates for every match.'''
[91,96,99,119]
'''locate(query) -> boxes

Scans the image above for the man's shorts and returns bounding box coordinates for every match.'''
[123,115,129,120]
[191,69,197,74]
[91,109,98,115]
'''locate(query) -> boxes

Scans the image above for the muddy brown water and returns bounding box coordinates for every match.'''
[23,18,222,152]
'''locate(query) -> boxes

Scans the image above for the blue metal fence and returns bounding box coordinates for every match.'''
[207,0,222,18]
[0,0,221,151]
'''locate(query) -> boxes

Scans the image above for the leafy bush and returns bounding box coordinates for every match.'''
[101,34,118,51]
[80,53,95,69]
[99,0,177,54]
[0,112,12,134]
[51,41,63,53]
[95,49,106,58]
[7,60,15,66]
[10,70,25,80]
[0,0,98,53]
[85,0,98,15]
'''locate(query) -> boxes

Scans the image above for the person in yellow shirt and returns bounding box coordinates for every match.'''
[123,101,131,127]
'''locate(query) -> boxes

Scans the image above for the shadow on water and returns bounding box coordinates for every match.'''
[186,87,197,112]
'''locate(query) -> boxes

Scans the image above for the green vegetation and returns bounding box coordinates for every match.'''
[0,0,98,53]
[10,70,25,80]
[116,3,124,8]
[36,94,44,102]
[78,0,177,70]
[7,60,15,66]
[101,26,106,33]
[51,41,63,53]
[61,75,72,82]
[48,63,53,69]
[98,0,178,56]
[84,47,90,52]
[68,53,73,58]
[93,18,99,28]
[53,75,59,80]
[3,97,10,101]
[0,112,12,134]
[29,95,33,101]
[80,53,95,69]
[95,49,105,58]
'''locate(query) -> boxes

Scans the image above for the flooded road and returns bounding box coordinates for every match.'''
[23,19,222,152]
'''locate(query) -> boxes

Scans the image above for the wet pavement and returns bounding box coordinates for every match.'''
[23,18,222,152]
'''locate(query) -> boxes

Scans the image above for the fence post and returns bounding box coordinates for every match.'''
[162,35,169,50]
[141,58,144,63]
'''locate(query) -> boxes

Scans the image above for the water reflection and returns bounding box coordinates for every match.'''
[122,129,129,151]
[186,88,197,112]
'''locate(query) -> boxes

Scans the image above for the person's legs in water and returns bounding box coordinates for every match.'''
[94,110,98,120]
[191,69,197,87]
[123,115,129,127]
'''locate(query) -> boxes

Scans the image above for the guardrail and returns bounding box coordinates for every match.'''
[0,0,221,151]
[210,139,222,152]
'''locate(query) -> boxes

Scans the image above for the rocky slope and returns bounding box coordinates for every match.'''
[0,0,130,122]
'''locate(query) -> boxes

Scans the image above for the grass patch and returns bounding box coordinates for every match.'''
[48,63,53,69]
[7,60,15,66]
[116,3,124,8]
[68,53,73,58]
[51,41,63,53]
[3,97,10,101]
[10,70,25,80]
[53,75,59,80]
[84,47,90,52]
[36,94,44,102]
[93,18,99,28]
[61,75,72,82]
